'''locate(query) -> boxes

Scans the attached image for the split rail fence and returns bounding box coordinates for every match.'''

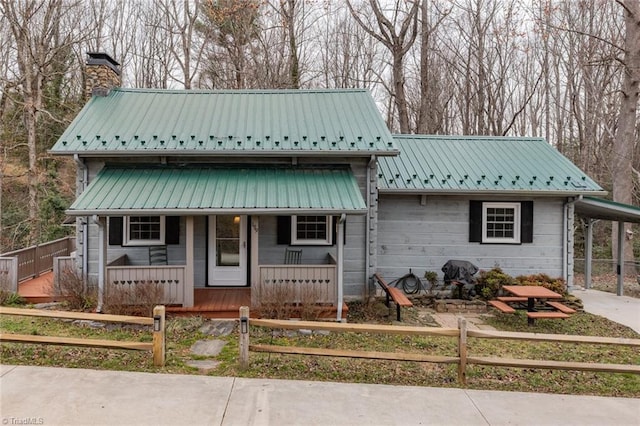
[0,305,166,366]
[238,308,640,383]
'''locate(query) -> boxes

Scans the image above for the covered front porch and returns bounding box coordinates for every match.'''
[69,165,366,321]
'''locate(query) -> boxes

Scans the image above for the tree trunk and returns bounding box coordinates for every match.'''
[611,0,640,272]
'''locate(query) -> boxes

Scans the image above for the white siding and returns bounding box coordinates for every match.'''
[376,194,566,283]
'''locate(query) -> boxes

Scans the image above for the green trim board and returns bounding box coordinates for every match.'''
[50,88,397,156]
[378,135,605,195]
[67,166,367,215]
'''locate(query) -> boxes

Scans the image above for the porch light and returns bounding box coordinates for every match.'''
[233,216,240,224]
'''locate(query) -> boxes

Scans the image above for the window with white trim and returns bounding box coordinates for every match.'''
[291,215,332,245]
[124,216,165,245]
[482,202,520,243]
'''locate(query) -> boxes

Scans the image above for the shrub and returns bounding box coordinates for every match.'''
[103,280,167,317]
[515,273,566,295]
[256,283,325,320]
[475,267,516,300]
[0,273,23,305]
[54,267,97,310]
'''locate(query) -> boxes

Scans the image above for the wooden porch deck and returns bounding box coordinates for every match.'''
[16,278,346,320]
[17,272,59,304]
[167,288,252,318]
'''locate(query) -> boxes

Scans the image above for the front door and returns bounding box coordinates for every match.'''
[207,215,247,286]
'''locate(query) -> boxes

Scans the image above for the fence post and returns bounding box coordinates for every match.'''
[239,306,250,369]
[152,305,165,367]
[458,317,467,385]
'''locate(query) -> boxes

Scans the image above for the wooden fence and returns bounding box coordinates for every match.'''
[0,237,76,290]
[238,309,640,383]
[0,305,166,366]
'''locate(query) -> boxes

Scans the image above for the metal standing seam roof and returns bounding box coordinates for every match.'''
[377,135,606,195]
[575,197,640,223]
[50,88,397,156]
[67,166,367,215]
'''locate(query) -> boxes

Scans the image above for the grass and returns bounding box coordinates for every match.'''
[1,301,639,398]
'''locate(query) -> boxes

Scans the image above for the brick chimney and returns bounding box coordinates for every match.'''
[85,52,121,98]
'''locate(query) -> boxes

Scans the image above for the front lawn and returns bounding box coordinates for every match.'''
[1,302,638,398]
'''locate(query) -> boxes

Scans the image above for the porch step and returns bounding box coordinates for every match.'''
[167,303,350,320]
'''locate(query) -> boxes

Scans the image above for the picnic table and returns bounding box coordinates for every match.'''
[501,285,572,325]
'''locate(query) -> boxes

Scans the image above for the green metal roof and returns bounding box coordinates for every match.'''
[576,197,640,223]
[377,135,605,195]
[51,88,397,156]
[68,166,367,215]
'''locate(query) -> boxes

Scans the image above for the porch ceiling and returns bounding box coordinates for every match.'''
[67,165,367,215]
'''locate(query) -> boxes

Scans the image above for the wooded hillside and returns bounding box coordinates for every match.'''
[0,0,638,256]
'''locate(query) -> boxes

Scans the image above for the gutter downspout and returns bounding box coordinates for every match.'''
[563,195,581,289]
[91,215,105,313]
[336,213,346,322]
[365,155,376,299]
[74,154,88,284]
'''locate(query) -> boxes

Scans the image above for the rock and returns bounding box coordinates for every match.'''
[199,320,235,336]
[434,301,447,313]
[72,320,105,328]
[190,339,226,357]
[186,360,220,372]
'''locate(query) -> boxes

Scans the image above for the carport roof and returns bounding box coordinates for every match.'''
[575,197,640,223]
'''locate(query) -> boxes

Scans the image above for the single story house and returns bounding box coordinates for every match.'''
[50,53,617,319]
[375,135,605,288]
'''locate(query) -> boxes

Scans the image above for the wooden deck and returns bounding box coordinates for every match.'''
[16,278,346,320]
[17,272,59,304]
[167,288,252,318]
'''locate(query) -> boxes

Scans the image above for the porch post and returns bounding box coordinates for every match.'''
[250,216,259,307]
[336,214,346,322]
[184,216,194,307]
[93,215,106,312]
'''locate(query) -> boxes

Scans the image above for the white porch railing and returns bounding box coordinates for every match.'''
[255,265,337,306]
[106,266,185,305]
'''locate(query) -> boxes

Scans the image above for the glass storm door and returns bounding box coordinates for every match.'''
[208,215,247,286]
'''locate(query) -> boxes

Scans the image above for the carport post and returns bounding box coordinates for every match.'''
[617,221,624,296]
[584,219,593,289]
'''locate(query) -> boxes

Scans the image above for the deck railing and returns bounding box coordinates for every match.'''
[106,265,186,305]
[255,264,337,307]
[0,236,75,292]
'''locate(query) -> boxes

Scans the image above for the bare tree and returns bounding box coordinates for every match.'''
[347,0,419,133]
[612,0,640,266]
[0,0,86,244]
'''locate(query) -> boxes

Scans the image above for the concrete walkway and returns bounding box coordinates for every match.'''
[1,365,638,426]
[571,287,640,334]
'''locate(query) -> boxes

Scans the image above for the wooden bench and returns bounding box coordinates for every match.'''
[526,311,570,320]
[545,301,577,314]
[373,273,413,321]
[497,296,527,303]
[487,300,516,314]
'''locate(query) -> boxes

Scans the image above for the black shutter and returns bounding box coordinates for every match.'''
[277,216,291,245]
[108,217,123,246]
[165,216,180,244]
[521,201,534,243]
[469,201,483,242]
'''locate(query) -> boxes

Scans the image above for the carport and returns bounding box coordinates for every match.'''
[575,196,640,296]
